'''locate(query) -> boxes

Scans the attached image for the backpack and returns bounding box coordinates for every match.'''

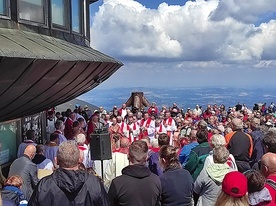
[179,127,191,138]
[192,153,209,180]
[1,187,27,206]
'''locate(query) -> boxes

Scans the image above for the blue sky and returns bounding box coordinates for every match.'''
[131,0,189,8]
[90,0,189,14]
[88,0,276,89]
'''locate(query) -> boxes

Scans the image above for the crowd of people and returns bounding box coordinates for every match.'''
[1,101,276,205]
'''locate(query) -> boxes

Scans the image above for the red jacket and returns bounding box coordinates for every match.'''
[64,118,73,140]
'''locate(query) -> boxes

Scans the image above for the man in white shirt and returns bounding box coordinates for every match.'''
[162,111,177,145]
[104,137,129,189]
[140,112,156,141]
[118,104,127,120]
[193,104,202,116]
[127,116,140,143]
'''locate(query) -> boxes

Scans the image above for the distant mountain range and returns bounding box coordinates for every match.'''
[77,86,276,111]
[57,98,99,112]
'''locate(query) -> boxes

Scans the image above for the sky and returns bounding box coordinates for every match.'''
[89,0,276,89]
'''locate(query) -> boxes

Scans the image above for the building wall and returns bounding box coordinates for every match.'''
[0,112,46,172]
[0,0,91,46]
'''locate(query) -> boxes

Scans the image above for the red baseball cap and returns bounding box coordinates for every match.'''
[222,171,247,198]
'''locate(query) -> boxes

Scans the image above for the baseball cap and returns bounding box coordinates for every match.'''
[222,171,247,198]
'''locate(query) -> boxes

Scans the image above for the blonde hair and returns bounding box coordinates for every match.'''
[76,133,86,145]
[211,134,226,148]
[215,191,249,206]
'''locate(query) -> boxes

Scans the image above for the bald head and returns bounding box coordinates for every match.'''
[232,118,243,130]
[24,145,36,159]
[261,152,276,177]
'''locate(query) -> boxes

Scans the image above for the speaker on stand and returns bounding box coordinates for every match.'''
[90,132,112,178]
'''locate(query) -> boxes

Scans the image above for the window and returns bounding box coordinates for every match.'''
[51,0,67,27]
[84,0,90,38]
[0,120,20,165]
[0,0,7,16]
[71,0,81,33]
[18,0,46,24]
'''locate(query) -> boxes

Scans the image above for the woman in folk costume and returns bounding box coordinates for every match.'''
[108,117,123,151]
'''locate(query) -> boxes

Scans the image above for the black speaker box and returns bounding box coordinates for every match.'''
[90,133,112,160]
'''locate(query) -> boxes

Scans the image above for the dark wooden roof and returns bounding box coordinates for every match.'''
[0,28,123,122]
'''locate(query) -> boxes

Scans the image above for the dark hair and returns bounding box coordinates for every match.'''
[128,140,148,164]
[26,130,35,140]
[77,118,84,123]
[244,170,265,193]
[66,109,72,117]
[196,129,208,144]
[158,133,170,146]
[159,145,181,171]
[263,130,276,153]
[143,111,149,116]
[72,121,80,128]
[50,133,59,142]
[48,111,54,116]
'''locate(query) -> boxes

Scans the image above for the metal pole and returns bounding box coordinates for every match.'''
[101,159,104,179]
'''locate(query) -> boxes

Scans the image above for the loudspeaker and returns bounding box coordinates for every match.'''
[90,133,112,160]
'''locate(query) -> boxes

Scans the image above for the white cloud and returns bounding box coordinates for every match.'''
[91,0,276,63]
[89,0,276,88]
[210,0,276,24]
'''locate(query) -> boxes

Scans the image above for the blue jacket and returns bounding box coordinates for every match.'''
[148,152,163,176]
[2,185,25,205]
[179,142,199,166]
[160,168,193,206]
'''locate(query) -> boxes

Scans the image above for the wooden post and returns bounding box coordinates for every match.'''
[125,92,150,112]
